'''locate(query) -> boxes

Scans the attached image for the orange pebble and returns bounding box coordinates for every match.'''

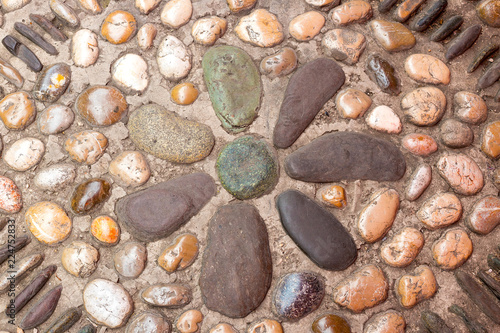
[91,216,120,245]
[171,83,199,105]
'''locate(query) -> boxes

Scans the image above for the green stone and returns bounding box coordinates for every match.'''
[202,45,261,133]
[216,136,278,200]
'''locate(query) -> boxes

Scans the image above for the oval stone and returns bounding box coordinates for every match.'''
[34,164,76,191]
[431,15,464,42]
[71,179,111,214]
[336,88,372,119]
[404,54,450,85]
[440,119,474,148]
[260,47,298,78]
[109,151,150,187]
[234,9,284,47]
[61,241,99,278]
[395,265,437,308]
[209,323,237,333]
[191,16,227,46]
[126,311,171,333]
[91,216,120,245]
[1,0,31,12]
[101,10,137,44]
[365,105,402,134]
[141,284,191,307]
[406,164,432,201]
[72,29,99,67]
[0,91,36,130]
[417,192,462,230]
[402,133,438,156]
[64,130,108,164]
[135,0,162,14]
[289,11,325,41]
[50,0,79,27]
[454,91,487,124]
[0,175,22,213]
[401,86,446,126]
[482,121,500,159]
[445,25,482,61]
[113,242,147,278]
[369,19,416,52]
[227,0,257,12]
[200,202,272,318]
[248,320,283,333]
[111,54,148,94]
[3,137,44,171]
[176,310,203,333]
[436,153,484,195]
[322,29,367,65]
[365,54,400,95]
[316,185,347,208]
[76,85,128,127]
[364,310,406,333]
[380,227,424,267]
[276,190,357,270]
[467,196,500,234]
[171,83,199,105]
[137,23,157,50]
[478,0,500,27]
[331,1,373,25]
[410,0,447,32]
[158,233,199,273]
[157,35,191,81]
[160,0,192,29]
[25,201,72,245]
[432,228,473,270]
[0,57,24,88]
[312,314,351,333]
[32,63,71,103]
[38,104,75,135]
[78,0,101,14]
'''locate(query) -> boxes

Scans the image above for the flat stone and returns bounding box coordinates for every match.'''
[336,88,371,119]
[135,0,162,14]
[316,185,347,208]
[274,58,345,148]
[50,0,79,27]
[177,310,203,333]
[0,175,22,213]
[209,324,238,333]
[285,131,406,182]
[395,265,437,308]
[289,11,325,41]
[161,0,192,29]
[454,91,487,124]
[404,54,450,85]
[0,57,24,88]
[76,85,128,127]
[432,228,473,270]
[380,227,424,267]
[0,91,36,130]
[34,164,76,191]
[402,133,438,156]
[322,29,367,65]
[467,196,500,234]
[203,45,261,133]
[1,0,31,12]
[157,35,191,81]
[406,164,432,201]
[235,9,284,47]
[3,137,44,171]
[137,23,157,50]
[113,242,147,278]
[333,264,389,313]
[394,0,426,22]
[436,153,484,195]
[64,130,108,164]
[440,119,474,148]
[410,0,447,32]
[276,190,357,270]
[109,151,150,187]
[126,311,171,333]
[25,201,72,245]
[71,179,111,214]
[445,25,482,61]
[83,279,133,328]
[171,83,199,105]
[478,0,500,27]
[401,86,446,126]
[111,54,149,94]
[226,0,256,12]
[331,1,373,25]
[431,15,464,42]
[366,105,402,134]
[38,104,75,135]
[30,13,68,42]
[101,11,137,44]
[72,29,99,67]
[2,35,43,72]
[312,314,351,333]
[61,241,99,278]
[200,202,272,318]
[248,320,283,333]
[364,310,406,333]
[32,63,71,103]
[128,103,214,163]
[91,215,120,245]
[370,19,416,52]
[417,192,462,229]
[158,233,199,273]
[14,22,58,56]
[260,47,298,78]
[77,0,101,14]
[192,16,227,46]
[365,54,400,95]
[141,284,191,307]
[115,173,215,242]
[482,121,500,159]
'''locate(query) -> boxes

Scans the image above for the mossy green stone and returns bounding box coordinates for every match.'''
[216,136,278,200]
[203,45,261,133]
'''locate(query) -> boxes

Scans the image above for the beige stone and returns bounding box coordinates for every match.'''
[209,323,238,333]
[62,241,100,277]
[72,29,99,67]
[436,153,484,195]
[322,29,367,65]
[0,91,36,130]
[26,201,72,246]
[235,9,284,47]
[406,164,432,201]
[380,227,424,267]
[289,11,325,41]
[395,265,437,308]
[331,1,373,25]
[77,0,101,14]
[404,54,450,85]
[137,23,157,50]
[401,86,446,126]
[454,91,488,124]
[370,19,416,52]
[364,310,406,333]
[417,192,462,230]
[336,88,371,118]
[135,0,162,14]
[432,228,473,270]
[109,151,150,187]
[101,10,137,44]
[64,130,108,165]
[226,0,256,12]
[402,133,438,156]
[3,137,44,171]
[161,0,193,29]
[111,53,149,94]
[192,16,227,46]
[365,105,402,134]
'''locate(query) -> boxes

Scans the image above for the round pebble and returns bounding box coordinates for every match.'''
[404,54,450,85]
[61,241,100,278]
[401,87,447,126]
[235,9,284,47]
[454,91,487,124]
[395,265,437,308]
[109,151,150,187]
[161,0,193,29]
[177,310,203,333]
[417,192,462,230]
[72,29,99,67]
[316,184,347,208]
[380,227,424,267]
[34,164,76,191]
[25,201,72,245]
[481,121,500,159]
[114,242,148,278]
[406,164,432,201]
[440,119,474,148]
[126,311,171,333]
[158,233,199,273]
[364,310,405,333]
[101,10,137,44]
[0,175,22,214]
[288,11,325,41]
[467,196,500,234]
[402,133,438,156]
[3,137,44,171]
[76,85,128,127]
[436,153,484,195]
[111,53,149,94]
[157,35,192,81]
[312,314,351,333]
[137,23,157,50]
[209,323,238,333]
[432,228,473,270]
[64,130,108,164]
[91,216,120,245]
[260,47,298,78]
[37,104,75,135]
[365,105,402,134]
[71,178,111,214]
[171,83,199,105]
[191,16,227,46]
[0,91,36,130]
[248,319,283,333]
[336,88,372,119]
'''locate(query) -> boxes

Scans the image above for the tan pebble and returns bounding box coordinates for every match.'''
[364,310,406,333]
[64,130,108,165]
[395,265,437,308]
[33,164,76,191]
[113,242,147,278]
[50,0,79,27]
[171,82,199,105]
[406,164,432,201]
[322,29,367,65]
[91,216,120,245]
[260,47,298,78]
[1,0,31,12]
[38,104,75,135]
[101,10,137,44]
[177,309,203,333]
[209,323,238,333]
[306,0,339,9]
[482,121,500,159]
[467,196,500,234]
[432,228,473,270]
[336,88,371,118]
[380,227,424,267]
[111,53,149,94]
[72,29,99,67]
[161,0,193,29]
[226,0,256,13]
[109,151,150,187]
[333,264,389,313]
[394,0,426,22]
[0,57,24,88]
[0,175,22,214]
[235,9,284,47]
[192,16,227,46]
[317,184,346,208]
[25,201,72,245]
[417,192,462,230]
[0,91,36,130]
[401,86,446,126]
[3,137,44,171]
[137,23,157,50]
[77,0,101,14]
[289,11,325,41]
[402,133,437,156]
[158,234,199,273]
[454,91,488,124]
[135,0,162,14]
[248,319,283,333]
[436,153,484,195]
[369,19,416,52]
[62,241,100,277]
[404,54,450,85]
[331,1,373,25]
[366,105,402,134]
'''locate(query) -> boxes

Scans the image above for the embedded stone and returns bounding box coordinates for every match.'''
[3,137,44,171]
[34,164,76,191]
[126,311,171,333]
[248,320,283,333]
[192,16,227,46]
[431,15,464,42]
[445,25,482,61]
[394,0,426,22]
[157,35,191,81]
[417,192,462,230]
[76,86,127,127]
[32,63,71,103]
[365,54,400,95]
[477,57,500,90]
[101,11,137,44]
[0,57,24,87]
[440,119,474,148]
[335,88,371,119]
[380,227,424,267]
[91,216,120,245]
[402,133,438,156]
[331,1,373,25]
[410,0,448,32]
[0,91,36,130]
[454,91,487,124]
[395,265,437,308]
[61,241,99,278]
[137,23,157,50]
[72,29,99,67]
[432,228,473,270]
[161,0,192,29]
[113,242,147,278]
[2,35,42,72]
[38,104,75,135]
[477,0,500,27]
[364,310,406,333]
[50,0,79,27]
[316,185,347,208]
[289,11,325,41]
[64,130,108,164]
[312,314,351,333]
[406,164,432,201]
[177,310,203,333]
[260,47,298,78]
[235,9,284,47]
[30,13,68,42]
[436,153,484,195]
[135,0,162,14]
[482,121,500,159]
[171,83,199,105]
[78,0,101,14]
[0,175,22,214]
[71,179,111,214]
[404,54,450,85]
[109,151,150,187]
[158,234,199,273]
[401,86,446,126]
[226,0,256,12]
[141,284,191,307]
[209,323,238,333]
[365,105,402,134]
[322,29,367,65]
[369,19,416,52]
[1,0,31,12]
[467,196,500,234]
[111,54,149,94]
[25,201,72,245]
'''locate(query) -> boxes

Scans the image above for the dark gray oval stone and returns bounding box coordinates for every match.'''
[440,119,474,148]
[273,58,345,149]
[285,131,406,182]
[276,190,357,271]
[115,173,216,242]
[32,63,71,102]
[200,202,272,318]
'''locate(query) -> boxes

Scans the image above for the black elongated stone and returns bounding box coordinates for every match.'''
[448,304,487,333]
[2,35,43,72]
[276,190,357,271]
[20,285,63,330]
[0,235,31,265]
[477,270,500,299]
[14,22,58,55]
[421,311,453,333]
[445,24,482,61]
[430,15,463,42]
[468,44,499,73]
[44,307,82,333]
[29,14,68,42]
[365,54,400,96]
[477,57,500,89]
[379,0,399,13]
[488,253,500,273]
[78,324,97,333]
[410,0,448,32]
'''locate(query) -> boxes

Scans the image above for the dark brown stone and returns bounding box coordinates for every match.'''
[410,0,447,32]
[445,25,482,61]
[71,179,111,214]
[30,14,68,42]
[2,35,42,72]
[440,119,474,148]
[430,15,463,42]
[365,54,400,95]
[14,22,58,55]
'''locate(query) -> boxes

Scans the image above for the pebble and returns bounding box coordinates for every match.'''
[235,9,284,47]
[137,23,157,50]
[402,133,438,156]
[135,0,162,14]
[76,85,128,127]
[0,253,43,293]
[332,264,389,313]
[436,153,484,195]
[61,241,100,278]
[113,242,147,278]
[0,57,24,88]
[467,196,500,234]
[369,19,416,52]
[430,15,464,42]
[421,311,453,333]
[25,201,72,245]
[395,265,437,308]
[64,130,108,164]
[141,284,191,307]
[312,314,351,333]
[38,104,75,135]
[406,164,432,201]
[50,0,79,27]
[200,203,272,318]
[411,0,448,32]
[128,103,214,163]
[171,83,199,105]
[366,105,402,134]
[274,58,345,148]
[203,46,261,133]
[0,175,22,213]
[177,310,203,333]
[115,173,215,242]
[316,184,347,208]
[71,179,111,214]
[335,88,371,119]
[0,91,36,130]
[273,272,325,321]
[322,29,367,65]
[379,0,399,13]
[72,29,99,67]
[83,279,133,328]
[401,86,446,126]
[126,311,171,333]
[91,216,120,245]
[404,54,450,85]
[454,91,487,124]
[111,53,149,94]
[365,54,400,95]
[161,0,192,29]
[364,310,406,333]
[432,228,473,270]
[477,0,500,27]
[285,132,406,182]
[34,164,76,191]
[3,137,44,171]
[101,10,137,44]
[78,0,101,14]
[158,234,199,273]
[14,22,58,55]
[477,57,500,89]
[209,323,237,333]
[380,227,424,267]
[248,320,283,333]
[331,1,373,25]
[260,47,298,78]
[1,0,31,12]
[226,0,256,12]
[30,14,68,42]
[192,16,227,46]
[394,0,426,22]
[157,35,192,81]
[445,25,482,61]
[2,35,43,72]
[440,119,474,148]
[417,192,462,229]
[276,189,357,270]
[109,151,150,187]
[32,63,71,103]
[289,11,325,41]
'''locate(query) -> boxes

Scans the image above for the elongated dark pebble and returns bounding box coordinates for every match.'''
[44,306,82,333]
[448,304,487,333]
[20,285,63,330]
[2,35,43,72]
[78,324,97,333]
[379,0,399,13]
[14,22,58,55]
[0,235,31,265]
[468,44,499,73]
[421,311,453,333]
[477,270,500,299]
[488,253,500,273]
[30,14,68,42]
[0,217,8,231]
[445,24,482,61]
[430,15,463,42]
[496,87,500,102]
[411,0,448,32]
[365,54,401,95]
[477,57,500,89]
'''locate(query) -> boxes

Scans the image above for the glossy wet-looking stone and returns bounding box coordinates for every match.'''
[158,233,199,273]
[25,201,72,245]
[395,265,437,308]
[76,85,128,127]
[312,314,351,333]
[71,178,111,214]
[114,242,147,278]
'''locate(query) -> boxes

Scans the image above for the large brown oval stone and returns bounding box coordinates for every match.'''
[76,85,128,127]
[417,192,462,230]
[401,86,446,126]
[436,153,484,195]
[432,228,473,270]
